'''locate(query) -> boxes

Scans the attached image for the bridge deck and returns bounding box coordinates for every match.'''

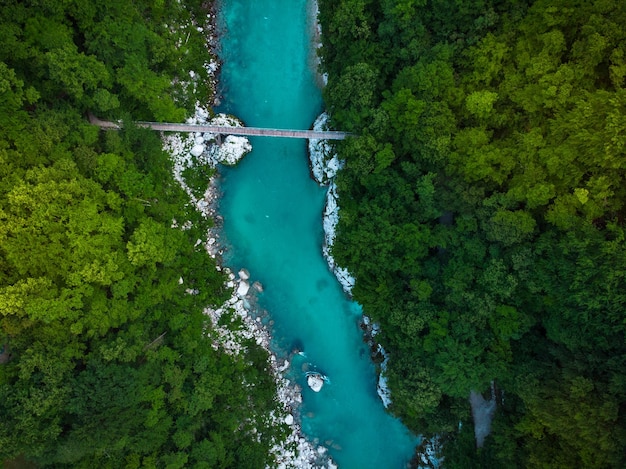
[89,115,348,140]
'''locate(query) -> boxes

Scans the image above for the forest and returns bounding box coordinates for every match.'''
[318,0,626,467]
[0,0,282,467]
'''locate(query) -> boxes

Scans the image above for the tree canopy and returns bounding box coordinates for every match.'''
[319,0,626,466]
[0,1,281,467]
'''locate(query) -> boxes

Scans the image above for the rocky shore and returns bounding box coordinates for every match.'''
[203,267,336,469]
[308,112,397,411]
[164,103,337,468]
[308,112,355,294]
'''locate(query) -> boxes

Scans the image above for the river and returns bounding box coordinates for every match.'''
[215,1,417,467]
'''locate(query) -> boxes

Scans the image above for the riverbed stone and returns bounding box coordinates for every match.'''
[237,281,250,297]
[190,143,205,157]
[307,373,324,392]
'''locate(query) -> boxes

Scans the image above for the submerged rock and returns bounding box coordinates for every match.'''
[307,373,325,392]
[238,268,250,280]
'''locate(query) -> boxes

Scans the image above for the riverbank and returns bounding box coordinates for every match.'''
[308,112,354,294]
[165,102,337,468]
[308,113,401,412]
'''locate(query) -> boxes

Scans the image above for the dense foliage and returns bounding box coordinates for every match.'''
[0,1,281,467]
[319,0,626,466]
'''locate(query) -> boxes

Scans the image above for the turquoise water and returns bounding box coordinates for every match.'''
[216,1,417,467]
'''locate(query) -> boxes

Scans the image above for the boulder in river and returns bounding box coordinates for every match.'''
[307,373,325,392]
[236,281,250,297]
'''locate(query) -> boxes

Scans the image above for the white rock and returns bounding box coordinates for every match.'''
[216,135,252,165]
[325,190,337,215]
[196,107,209,121]
[308,113,345,185]
[238,268,250,280]
[190,143,205,157]
[284,414,294,426]
[307,373,324,392]
[377,374,392,408]
[236,281,250,297]
[334,266,356,292]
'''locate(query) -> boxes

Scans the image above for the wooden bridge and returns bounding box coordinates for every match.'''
[89,114,348,140]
